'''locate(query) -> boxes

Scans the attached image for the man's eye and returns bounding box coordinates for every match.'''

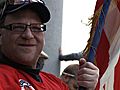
[13,26,24,29]
[12,25,25,31]
[32,27,41,29]
[31,27,41,31]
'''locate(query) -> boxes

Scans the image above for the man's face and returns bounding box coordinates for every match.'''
[0,9,45,68]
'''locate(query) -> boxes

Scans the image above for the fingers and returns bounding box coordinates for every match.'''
[78,58,99,89]
[79,58,86,66]
[79,63,99,75]
[79,58,98,70]
[77,80,98,89]
[78,68,99,76]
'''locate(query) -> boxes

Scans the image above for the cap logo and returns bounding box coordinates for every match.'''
[7,0,44,5]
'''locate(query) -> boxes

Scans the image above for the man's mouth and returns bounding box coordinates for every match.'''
[18,44,36,47]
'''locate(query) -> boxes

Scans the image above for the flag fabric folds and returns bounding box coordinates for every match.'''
[84,0,120,90]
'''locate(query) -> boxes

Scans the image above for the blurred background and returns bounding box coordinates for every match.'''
[61,0,97,74]
[43,0,97,76]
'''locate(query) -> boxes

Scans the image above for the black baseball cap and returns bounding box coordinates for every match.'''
[0,0,50,23]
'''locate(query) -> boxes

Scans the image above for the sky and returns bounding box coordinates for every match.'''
[60,0,97,74]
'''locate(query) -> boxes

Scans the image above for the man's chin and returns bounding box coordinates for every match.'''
[13,54,37,66]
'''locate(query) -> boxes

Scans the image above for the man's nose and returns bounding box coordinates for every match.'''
[21,28,34,39]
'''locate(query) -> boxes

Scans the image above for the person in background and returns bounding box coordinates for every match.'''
[37,51,48,70]
[0,0,99,90]
[60,64,79,90]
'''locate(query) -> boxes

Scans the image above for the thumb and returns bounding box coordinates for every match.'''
[79,58,86,66]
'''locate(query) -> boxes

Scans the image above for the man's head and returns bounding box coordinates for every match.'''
[61,64,79,90]
[0,0,50,68]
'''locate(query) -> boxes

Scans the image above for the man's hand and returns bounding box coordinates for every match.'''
[77,58,99,90]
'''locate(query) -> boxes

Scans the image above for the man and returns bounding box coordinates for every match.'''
[0,0,99,90]
[60,64,79,90]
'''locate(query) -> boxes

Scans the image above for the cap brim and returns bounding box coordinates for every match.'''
[5,2,50,23]
[40,51,49,59]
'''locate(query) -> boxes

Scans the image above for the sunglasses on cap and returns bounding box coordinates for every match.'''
[7,0,45,5]
[1,0,45,13]
[0,0,50,23]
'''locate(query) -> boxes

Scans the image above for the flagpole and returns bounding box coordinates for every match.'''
[79,0,111,89]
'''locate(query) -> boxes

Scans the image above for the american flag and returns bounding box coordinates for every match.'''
[84,0,120,90]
